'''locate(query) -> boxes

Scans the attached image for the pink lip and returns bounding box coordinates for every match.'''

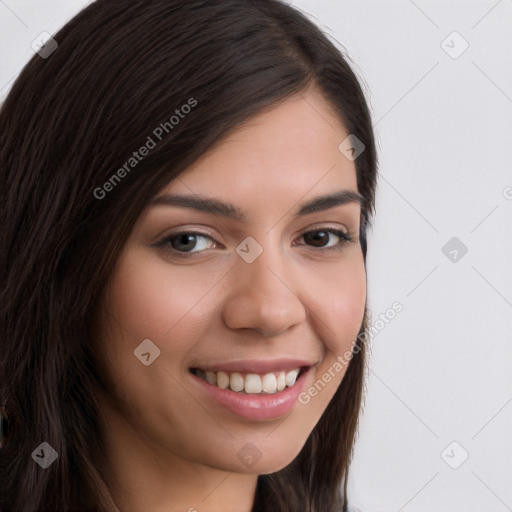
[189,366,311,421]
[189,358,315,374]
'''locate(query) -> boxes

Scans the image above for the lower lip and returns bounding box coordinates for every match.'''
[190,368,310,421]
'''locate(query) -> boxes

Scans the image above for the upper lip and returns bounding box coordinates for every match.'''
[190,358,317,374]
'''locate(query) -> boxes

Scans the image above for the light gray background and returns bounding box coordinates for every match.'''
[1,1,511,511]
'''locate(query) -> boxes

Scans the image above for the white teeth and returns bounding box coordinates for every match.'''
[205,371,217,386]
[276,371,286,391]
[194,367,303,394]
[217,371,229,389]
[229,372,244,392]
[285,368,300,387]
[262,372,277,393]
[245,374,262,394]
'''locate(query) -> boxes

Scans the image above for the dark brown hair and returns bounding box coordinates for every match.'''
[0,1,378,510]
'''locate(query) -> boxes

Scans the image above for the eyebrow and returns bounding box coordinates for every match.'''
[150,189,365,222]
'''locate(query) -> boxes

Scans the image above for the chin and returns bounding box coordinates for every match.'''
[240,443,305,475]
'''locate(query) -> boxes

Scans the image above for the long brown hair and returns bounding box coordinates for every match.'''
[0,1,378,510]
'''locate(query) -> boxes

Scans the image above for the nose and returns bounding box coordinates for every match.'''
[221,242,307,337]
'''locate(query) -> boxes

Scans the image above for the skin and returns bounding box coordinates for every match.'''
[93,86,366,512]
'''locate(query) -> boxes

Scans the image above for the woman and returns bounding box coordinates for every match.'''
[0,1,378,510]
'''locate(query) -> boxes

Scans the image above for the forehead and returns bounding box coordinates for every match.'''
[162,89,358,203]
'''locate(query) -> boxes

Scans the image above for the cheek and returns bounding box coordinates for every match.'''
[96,250,222,382]
[312,255,366,352]
[99,246,366,372]
[106,250,214,341]
[295,259,366,424]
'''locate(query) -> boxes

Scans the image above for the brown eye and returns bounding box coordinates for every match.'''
[154,231,217,255]
[153,227,353,260]
[170,233,200,252]
[300,228,352,251]
[303,230,330,247]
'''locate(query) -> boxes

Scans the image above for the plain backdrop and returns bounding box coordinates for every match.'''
[1,1,511,511]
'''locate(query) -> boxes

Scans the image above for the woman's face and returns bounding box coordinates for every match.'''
[94,88,366,478]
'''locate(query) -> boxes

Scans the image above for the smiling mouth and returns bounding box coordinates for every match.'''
[189,367,308,395]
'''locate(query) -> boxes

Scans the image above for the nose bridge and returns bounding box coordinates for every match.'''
[222,235,306,336]
[242,240,288,297]
[237,236,293,306]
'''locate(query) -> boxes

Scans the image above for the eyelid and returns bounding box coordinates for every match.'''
[152,224,356,258]
[154,221,351,242]
[151,227,221,252]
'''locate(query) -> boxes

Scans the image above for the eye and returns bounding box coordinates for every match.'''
[153,227,354,258]
[297,228,353,252]
[154,231,216,255]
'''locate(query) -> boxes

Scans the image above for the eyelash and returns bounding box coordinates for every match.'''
[153,227,354,259]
